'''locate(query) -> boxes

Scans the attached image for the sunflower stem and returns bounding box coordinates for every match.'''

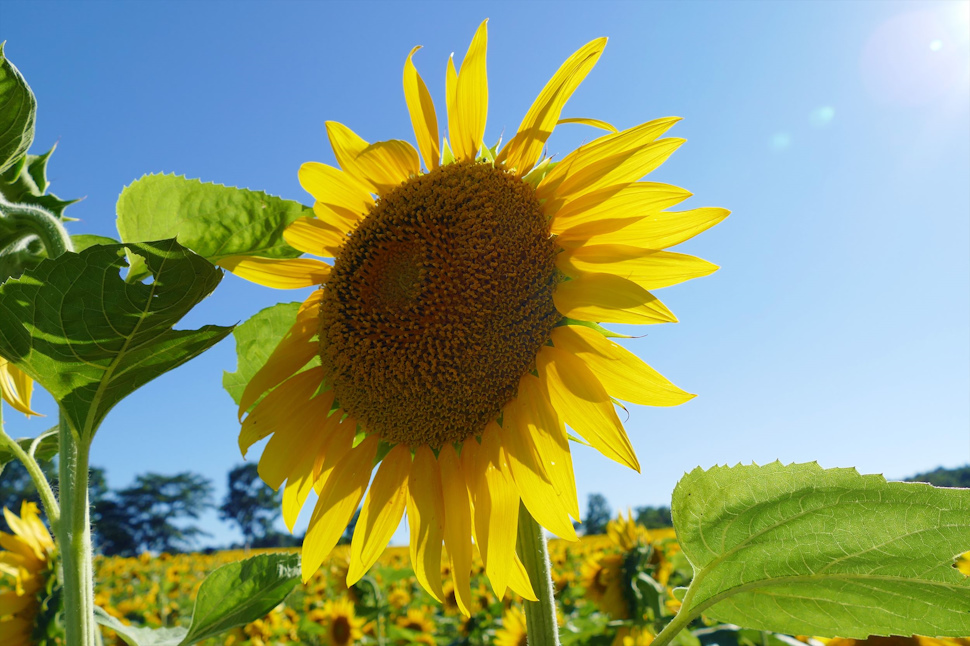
[0,410,60,528]
[516,502,560,646]
[0,197,74,258]
[57,411,98,646]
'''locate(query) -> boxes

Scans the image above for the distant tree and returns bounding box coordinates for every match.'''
[582,493,611,536]
[337,508,360,545]
[219,464,281,549]
[905,465,970,488]
[94,472,213,555]
[634,505,673,529]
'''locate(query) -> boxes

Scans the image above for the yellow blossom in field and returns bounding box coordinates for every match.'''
[582,553,629,618]
[607,509,652,551]
[309,597,364,646]
[613,625,655,646]
[0,502,55,646]
[494,605,528,646]
[395,607,436,645]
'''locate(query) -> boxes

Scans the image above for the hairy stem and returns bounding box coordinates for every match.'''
[516,502,560,646]
[0,197,74,258]
[58,413,98,645]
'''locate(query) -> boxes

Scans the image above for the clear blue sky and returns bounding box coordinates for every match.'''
[3,1,968,549]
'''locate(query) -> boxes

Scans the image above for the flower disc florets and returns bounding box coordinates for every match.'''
[320,161,560,448]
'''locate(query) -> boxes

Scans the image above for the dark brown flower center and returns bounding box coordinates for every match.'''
[320,161,560,447]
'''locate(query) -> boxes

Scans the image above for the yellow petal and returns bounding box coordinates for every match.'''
[537,346,640,471]
[439,444,474,616]
[326,121,420,193]
[281,411,349,532]
[238,366,326,456]
[550,182,692,234]
[452,20,488,161]
[217,256,330,289]
[508,553,538,601]
[551,325,693,407]
[558,206,729,250]
[348,445,411,584]
[558,246,719,290]
[406,445,446,602]
[554,272,677,325]
[537,117,681,205]
[445,55,458,158]
[556,117,618,133]
[283,217,347,258]
[238,292,321,419]
[518,376,581,520]
[312,415,358,495]
[498,38,607,175]
[403,46,440,170]
[301,435,378,583]
[475,427,519,599]
[298,161,374,215]
[257,391,335,490]
[496,414,578,540]
[0,359,38,417]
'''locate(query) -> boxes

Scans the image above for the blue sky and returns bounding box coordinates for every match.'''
[3,0,968,549]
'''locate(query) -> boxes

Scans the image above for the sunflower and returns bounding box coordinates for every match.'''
[0,358,37,417]
[494,605,528,646]
[308,598,364,646]
[394,607,436,645]
[581,553,629,618]
[607,509,651,552]
[221,20,726,615]
[0,502,56,646]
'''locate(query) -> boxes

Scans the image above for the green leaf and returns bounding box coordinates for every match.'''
[179,552,301,645]
[222,301,305,406]
[0,43,36,174]
[116,174,310,281]
[0,145,80,219]
[0,239,232,441]
[71,233,119,252]
[94,607,188,646]
[671,461,970,639]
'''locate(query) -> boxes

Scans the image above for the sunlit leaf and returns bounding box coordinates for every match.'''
[672,461,970,638]
[179,552,301,645]
[116,174,309,281]
[0,239,231,441]
[0,43,36,174]
[222,301,307,406]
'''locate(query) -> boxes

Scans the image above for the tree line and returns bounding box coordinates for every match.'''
[2,459,965,556]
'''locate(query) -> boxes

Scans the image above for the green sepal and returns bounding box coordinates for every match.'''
[0,145,80,219]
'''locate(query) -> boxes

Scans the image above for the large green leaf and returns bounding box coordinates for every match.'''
[0,43,36,174]
[0,145,79,218]
[222,301,304,406]
[179,552,301,645]
[116,174,309,280]
[0,239,232,440]
[671,462,970,638]
[94,607,187,646]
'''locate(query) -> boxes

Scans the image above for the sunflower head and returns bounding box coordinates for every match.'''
[494,605,529,646]
[581,553,630,619]
[606,509,652,552]
[224,20,727,615]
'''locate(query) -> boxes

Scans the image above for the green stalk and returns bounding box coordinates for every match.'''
[650,582,701,646]
[57,413,97,645]
[0,197,74,258]
[516,502,560,646]
[0,409,59,527]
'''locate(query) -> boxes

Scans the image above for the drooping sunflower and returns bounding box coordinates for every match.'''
[581,553,629,619]
[221,20,727,615]
[0,502,57,646]
[0,358,37,417]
